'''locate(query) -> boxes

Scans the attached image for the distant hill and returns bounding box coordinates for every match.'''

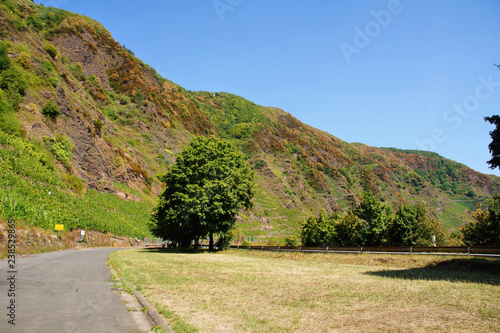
[0,0,498,241]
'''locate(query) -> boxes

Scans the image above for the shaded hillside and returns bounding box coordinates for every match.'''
[0,0,498,242]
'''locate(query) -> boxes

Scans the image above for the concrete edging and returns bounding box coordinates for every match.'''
[135,291,173,332]
[109,264,174,332]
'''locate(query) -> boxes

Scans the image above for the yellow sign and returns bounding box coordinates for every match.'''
[54,224,64,231]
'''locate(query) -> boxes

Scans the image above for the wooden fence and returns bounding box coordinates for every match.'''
[230,245,500,257]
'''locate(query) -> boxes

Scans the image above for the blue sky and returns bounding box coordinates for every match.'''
[37,0,500,176]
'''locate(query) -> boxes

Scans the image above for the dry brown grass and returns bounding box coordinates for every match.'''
[110,249,500,333]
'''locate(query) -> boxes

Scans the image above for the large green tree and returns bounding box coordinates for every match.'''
[485,63,500,170]
[485,115,500,170]
[353,190,387,245]
[300,211,336,246]
[333,211,367,246]
[151,136,254,249]
[462,194,500,246]
[386,203,447,246]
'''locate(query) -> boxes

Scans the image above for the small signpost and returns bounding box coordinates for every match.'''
[54,224,64,241]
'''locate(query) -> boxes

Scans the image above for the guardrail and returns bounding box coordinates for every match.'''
[230,245,500,257]
[145,237,163,247]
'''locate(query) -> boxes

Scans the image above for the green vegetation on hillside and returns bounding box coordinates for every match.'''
[382,148,469,194]
[0,130,153,237]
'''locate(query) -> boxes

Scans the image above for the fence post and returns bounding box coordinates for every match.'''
[468,246,471,256]
[410,247,413,254]
[326,247,329,253]
[300,246,302,252]
[360,247,363,254]
[278,246,281,252]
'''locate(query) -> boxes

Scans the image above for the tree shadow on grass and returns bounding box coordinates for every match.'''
[365,258,500,286]
[137,247,217,255]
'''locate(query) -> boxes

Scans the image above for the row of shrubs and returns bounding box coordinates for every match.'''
[294,190,500,247]
[299,191,449,247]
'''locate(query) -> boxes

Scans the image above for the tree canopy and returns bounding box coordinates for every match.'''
[485,115,500,170]
[462,194,500,246]
[485,63,500,170]
[151,136,254,249]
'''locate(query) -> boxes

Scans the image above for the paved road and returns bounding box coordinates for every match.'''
[0,248,140,332]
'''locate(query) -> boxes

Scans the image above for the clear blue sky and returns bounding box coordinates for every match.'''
[37,0,500,176]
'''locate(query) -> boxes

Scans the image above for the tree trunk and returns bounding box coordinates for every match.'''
[209,233,214,250]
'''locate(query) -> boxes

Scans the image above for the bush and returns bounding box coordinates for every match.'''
[466,190,477,198]
[462,195,500,246]
[0,110,25,138]
[41,100,60,119]
[386,203,448,246]
[68,62,86,81]
[16,52,31,70]
[62,174,86,195]
[300,211,336,246]
[0,41,10,71]
[113,155,124,168]
[14,19,27,32]
[42,60,55,72]
[119,94,131,105]
[44,43,58,59]
[101,105,118,121]
[44,134,74,170]
[284,236,300,247]
[27,13,44,32]
[133,91,144,104]
[93,118,103,135]
[333,211,367,246]
[0,66,28,96]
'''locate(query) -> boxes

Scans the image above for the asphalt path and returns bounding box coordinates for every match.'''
[0,248,140,332]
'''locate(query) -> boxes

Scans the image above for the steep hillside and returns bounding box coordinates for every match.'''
[0,0,498,242]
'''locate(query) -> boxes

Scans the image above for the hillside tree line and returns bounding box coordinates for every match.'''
[301,191,449,247]
[302,191,500,247]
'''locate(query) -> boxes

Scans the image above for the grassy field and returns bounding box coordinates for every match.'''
[109,249,500,333]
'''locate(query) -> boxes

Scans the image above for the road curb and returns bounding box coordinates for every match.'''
[109,263,174,332]
[135,291,173,332]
